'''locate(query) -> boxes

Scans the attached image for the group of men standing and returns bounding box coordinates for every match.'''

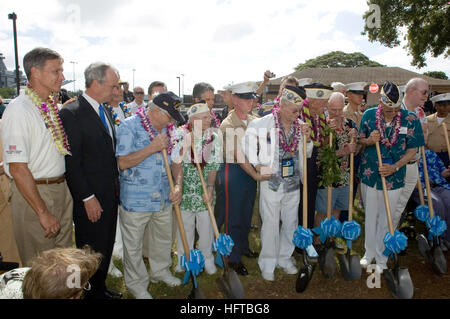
[0,46,449,300]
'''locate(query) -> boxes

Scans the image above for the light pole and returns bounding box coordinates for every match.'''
[176,76,181,98]
[181,73,184,102]
[69,61,77,93]
[8,12,20,96]
[132,68,136,89]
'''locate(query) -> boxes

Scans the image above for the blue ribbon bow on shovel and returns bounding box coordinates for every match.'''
[212,234,234,267]
[382,230,408,258]
[180,249,205,287]
[340,220,361,250]
[312,216,343,244]
[414,205,430,223]
[426,215,447,244]
[293,226,314,250]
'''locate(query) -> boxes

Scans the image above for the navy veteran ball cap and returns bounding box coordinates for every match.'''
[304,83,333,100]
[152,91,186,124]
[282,85,306,105]
[380,81,401,108]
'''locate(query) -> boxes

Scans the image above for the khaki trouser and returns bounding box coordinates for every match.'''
[0,177,22,267]
[10,180,74,266]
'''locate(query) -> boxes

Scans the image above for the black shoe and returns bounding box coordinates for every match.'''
[104,288,123,299]
[244,250,259,258]
[228,262,248,276]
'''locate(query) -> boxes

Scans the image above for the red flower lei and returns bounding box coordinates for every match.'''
[210,109,221,128]
[375,104,402,149]
[136,107,175,154]
[272,103,302,153]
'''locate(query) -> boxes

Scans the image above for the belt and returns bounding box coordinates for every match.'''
[35,176,65,185]
[407,160,417,165]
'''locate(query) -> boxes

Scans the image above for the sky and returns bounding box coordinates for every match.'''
[1,0,449,95]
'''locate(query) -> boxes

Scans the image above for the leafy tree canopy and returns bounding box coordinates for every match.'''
[295,51,384,71]
[423,71,448,80]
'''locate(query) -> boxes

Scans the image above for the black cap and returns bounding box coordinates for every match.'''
[152,91,186,124]
[380,81,401,108]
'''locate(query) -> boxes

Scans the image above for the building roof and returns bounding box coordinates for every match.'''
[267,66,450,87]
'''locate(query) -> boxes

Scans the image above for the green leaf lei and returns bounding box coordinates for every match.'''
[318,125,341,188]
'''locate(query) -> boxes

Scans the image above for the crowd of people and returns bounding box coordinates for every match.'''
[0,46,449,299]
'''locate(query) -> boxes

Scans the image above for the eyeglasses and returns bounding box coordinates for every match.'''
[134,92,145,95]
[417,89,429,96]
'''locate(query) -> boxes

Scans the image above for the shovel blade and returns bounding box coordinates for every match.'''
[431,245,447,276]
[383,267,414,299]
[296,264,315,293]
[417,234,432,262]
[338,251,361,281]
[188,286,206,299]
[224,270,245,299]
[319,247,336,278]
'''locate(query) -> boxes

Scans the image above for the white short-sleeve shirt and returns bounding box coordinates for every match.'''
[1,91,65,179]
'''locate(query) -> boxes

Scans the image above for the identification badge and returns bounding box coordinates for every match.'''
[282,158,294,178]
[399,127,407,134]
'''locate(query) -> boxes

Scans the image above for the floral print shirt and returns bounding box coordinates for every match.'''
[172,128,222,212]
[418,149,450,192]
[357,108,425,190]
[330,118,356,188]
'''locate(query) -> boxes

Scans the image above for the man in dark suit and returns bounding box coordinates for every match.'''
[60,62,122,299]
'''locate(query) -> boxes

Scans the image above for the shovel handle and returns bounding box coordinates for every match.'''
[416,175,425,206]
[420,146,434,217]
[302,136,308,228]
[443,122,450,158]
[375,142,394,235]
[326,132,333,219]
[191,137,221,239]
[348,136,354,221]
[162,149,190,261]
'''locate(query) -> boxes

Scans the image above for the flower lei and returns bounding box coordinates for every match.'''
[300,99,326,147]
[108,102,132,126]
[375,104,401,148]
[182,122,214,166]
[272,103,302,153]
[136,107,175,155]
[25,83,71,156]
[210,109,221,128]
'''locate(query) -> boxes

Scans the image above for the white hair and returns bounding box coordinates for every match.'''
[331,82,346,92]
[328,92,345,106]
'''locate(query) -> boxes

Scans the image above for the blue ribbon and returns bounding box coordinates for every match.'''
[312,216,342,244]
[293,226,314,250]
[426,215,447,244]
[212,234,234,268]
[382,230,408,258]
[340,220,361,250]
[180,249,205,287]
[414,205,429,223]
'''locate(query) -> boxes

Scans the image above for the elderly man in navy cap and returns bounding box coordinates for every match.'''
[357,82,424,273]
[215,81,271,276]
[296,83,333,245]
[243,85,313,281]
[115,92,185,299]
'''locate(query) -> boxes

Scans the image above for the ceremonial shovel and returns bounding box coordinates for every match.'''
[162,149,205,299]
[191,139,245,299]
[296,137,316,293]
[318,132,337,278]
[375,142,414,299]
[337,136,362,281]
[416,146,447,275]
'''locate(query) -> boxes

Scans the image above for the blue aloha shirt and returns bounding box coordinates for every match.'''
[418,149,450,192]
[116,115,171,212]
[357,108,425,191]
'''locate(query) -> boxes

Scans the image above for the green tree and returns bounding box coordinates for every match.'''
[362,0,450,68]
[295,51,384,71]
[0,87,16,99]
[423,71,448,80]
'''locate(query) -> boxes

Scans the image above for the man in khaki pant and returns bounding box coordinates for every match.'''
[1,48,73,266]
